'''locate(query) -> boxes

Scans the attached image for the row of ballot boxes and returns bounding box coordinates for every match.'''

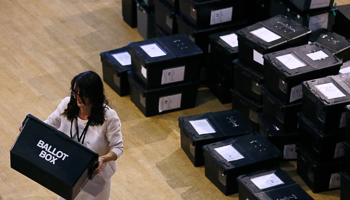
[10,114,99,200]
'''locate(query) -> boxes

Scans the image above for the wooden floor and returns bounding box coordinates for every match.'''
[1,0,349,199]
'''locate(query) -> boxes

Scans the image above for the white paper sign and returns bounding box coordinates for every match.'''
[253,49,264,65]
[339,67,350,74]
[250,27,281,43]
[112,52,131,66]
[283,144,297,159]
[158,93,182,112]
[315,83,345,99]
[310,0,331,9]
[251,173,284,190]
[210,7,233,25]
[307,50,328,61]
[220,33,238,48]
[214,145,244,162]
[189,119,216,135]
[161,66,185,85]
[141,43,167,58]
[276,54,307,70]
[290,84,303,102]
[141,65,147,79]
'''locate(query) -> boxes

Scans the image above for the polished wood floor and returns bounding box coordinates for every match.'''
[1,0,349,199]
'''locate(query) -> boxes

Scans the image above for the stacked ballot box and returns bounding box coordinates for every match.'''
[101,46,132,97]
[10,114,99,200]
[136,0,157,39]
[309,28,350,62]
[332,4,350,39]
[122,0,137,28]
[154,0,178,36]
[202,133,282,195]
[237,168,313,200]
[127,34,203,117]
[178,109,254,166]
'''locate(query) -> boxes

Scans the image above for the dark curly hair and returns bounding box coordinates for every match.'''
[62,71,109,126]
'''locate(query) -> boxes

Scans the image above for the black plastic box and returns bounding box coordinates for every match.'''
[122,0,137,28]
[341,171,350,200]
[178,0,247,30]
[237,168,313,200]
[289,0,334,11]
[333,4,350,39]
[202,133,282,195]
[263,43,342,104]
[285,5,334,31]
[10,114,99,200]
[208,30,239,71]
[296,143,344,193]
[136,0,157,39]
[128,34,202,88]
[101,47,132,96]
[154,0,177,35]
[232,59,264,104]
[179,109,254,166]
[302,73,350,133]
[231,88,262,132]
[258,113,298,160]
[128,71,199,117]
[309,28,350,62]
[236,15,311,75]
[298,112,346,161]
[261,86,302,133]
[269,0,287,17]
[206,65,232,104]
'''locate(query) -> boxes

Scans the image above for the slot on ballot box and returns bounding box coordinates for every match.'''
[10,114,99,200]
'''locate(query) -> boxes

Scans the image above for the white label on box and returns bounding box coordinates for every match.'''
[334,142,345,158]
[189,118,216,135]
[140,43,167,58]
[329,173,341,189]
[113,74,120,87]
[112,52,131,66]
[283,144,297,159]
[140,94,146,107]
[310,0,331,9]
[339,67,350,74]
[253,49,264,65]
[251,173,284,190]
[315,83,346,100]
[340,112,346,128]
[276,54,307,70]
[161,66,185,85]
[158,93,182,112]
[166,16,173,29]
[306,50,329,61]
[290,84,303,102]
[210,7,233,25]
[141,65,147,79]
[219,33,238,48]
[250,27,281,43]
[309,13,329,31]
[214,145,244,162]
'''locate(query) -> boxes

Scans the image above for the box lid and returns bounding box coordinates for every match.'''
[309,29,350,55]
[208,30,239,55]
[100,46,132,73]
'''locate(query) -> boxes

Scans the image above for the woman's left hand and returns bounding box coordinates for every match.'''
[93,157,104,174]
[93,151,117,174]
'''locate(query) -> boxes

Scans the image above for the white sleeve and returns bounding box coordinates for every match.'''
[105,109,124,159]
[44,97,70,129]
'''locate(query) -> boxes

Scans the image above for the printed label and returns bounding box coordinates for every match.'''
[290,84,303,102]
[111,52,131,66]
[306,50,328,61]
[250,27,281,43]
[210,7,233,25]
[220,33,238,48]
[158,93,182,112]
[114,74,120,87]
[251,173,284,190]
[189,118,216,135]
[253,49,264,65]
[283,144,297,159]
[309,13,329,31]
[140,94,146,107]
[140,43,167,58]
[161,66,185,85]
[166,16,173,29]
[37,140,69,165]
[315,83,346,100]
[214,145,244,162]
[310,0,331,9]
[276,54,307,70]
[334,142,345,158]
[329,173,341,189]
[141,65,147,79]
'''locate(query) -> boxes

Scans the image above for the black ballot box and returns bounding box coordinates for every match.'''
[263,43,342,104]
[289,0,334,12]
[136,0,157,40]
[101,46,132,96]
[179,109,254,167]
[309,28,350,62]
[128,34,203,88]
[302,73,350,134]
[122,0,137,28]
[333,4,350,39]
[202,133,282,195]
[10,114,99,200]
[236,15,311,76]
[237,168,314,200]
[206,66,232,104]
[154,0,177,35]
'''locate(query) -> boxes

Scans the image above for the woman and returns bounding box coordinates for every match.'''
[44,71,123,199]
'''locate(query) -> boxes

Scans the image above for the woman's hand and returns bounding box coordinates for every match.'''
[93,157,104,174]
[93,151,117,174]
